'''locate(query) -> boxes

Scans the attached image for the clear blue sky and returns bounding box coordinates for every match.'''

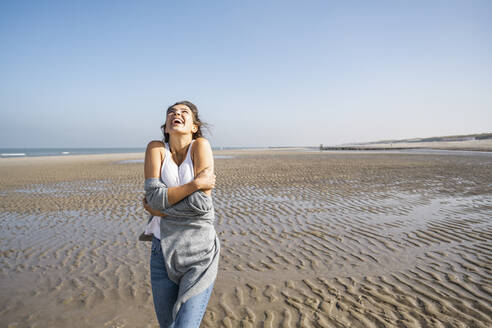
[1,0,491,148]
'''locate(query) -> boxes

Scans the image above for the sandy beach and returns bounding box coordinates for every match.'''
[1,149,491,327]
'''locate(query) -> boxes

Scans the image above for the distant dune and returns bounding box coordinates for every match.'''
[323,132,492,152]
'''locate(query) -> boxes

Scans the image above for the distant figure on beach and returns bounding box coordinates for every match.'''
[141,100,220,327]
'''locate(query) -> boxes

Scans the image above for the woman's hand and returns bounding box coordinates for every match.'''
[194,167,216,191]
[142,196,166,217]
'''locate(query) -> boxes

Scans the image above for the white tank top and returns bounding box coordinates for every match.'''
[161,140,195,187]
[145,140,195,240]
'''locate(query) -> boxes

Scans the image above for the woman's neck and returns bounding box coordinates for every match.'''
[168,134,193,156]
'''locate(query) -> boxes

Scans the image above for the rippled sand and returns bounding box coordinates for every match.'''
[1,150,491,327]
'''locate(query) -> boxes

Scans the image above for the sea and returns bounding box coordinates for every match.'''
[0,147,267,158]
[0,148,146,158]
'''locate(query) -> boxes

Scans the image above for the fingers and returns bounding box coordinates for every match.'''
[142,197,152,213]
[194,167,217,190]
[206,175,216,189]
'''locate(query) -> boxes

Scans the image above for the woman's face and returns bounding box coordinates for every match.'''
[165,104,197,137]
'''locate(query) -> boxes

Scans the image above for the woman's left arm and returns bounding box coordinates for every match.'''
[192,138,215,197]
[143,196,166,217]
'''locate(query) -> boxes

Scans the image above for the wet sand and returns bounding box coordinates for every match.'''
[1,150,491,327]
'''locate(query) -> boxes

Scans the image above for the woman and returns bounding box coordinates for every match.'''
[141,101,220,328]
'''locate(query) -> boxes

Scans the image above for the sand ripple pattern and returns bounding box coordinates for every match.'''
[206,152,492,327]
[1,151,491,327]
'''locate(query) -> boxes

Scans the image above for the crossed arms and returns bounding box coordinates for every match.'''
[142,138,215,217]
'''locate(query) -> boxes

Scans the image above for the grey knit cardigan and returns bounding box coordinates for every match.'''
[144,177,220,320]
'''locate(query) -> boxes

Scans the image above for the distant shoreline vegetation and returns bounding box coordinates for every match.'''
[320,132,492,152]
[319,146,422,151]
[356,132,492,145]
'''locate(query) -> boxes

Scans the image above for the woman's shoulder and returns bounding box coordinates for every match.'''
[191,138,213,161]
[146,140,165,162]
[146,140,165,149]
[192,137,212,152]
[193,137,210,147]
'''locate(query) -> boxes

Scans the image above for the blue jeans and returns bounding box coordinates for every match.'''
[150,236,214,328]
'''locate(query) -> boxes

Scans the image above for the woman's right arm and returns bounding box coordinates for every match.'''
[144,140,214,209]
